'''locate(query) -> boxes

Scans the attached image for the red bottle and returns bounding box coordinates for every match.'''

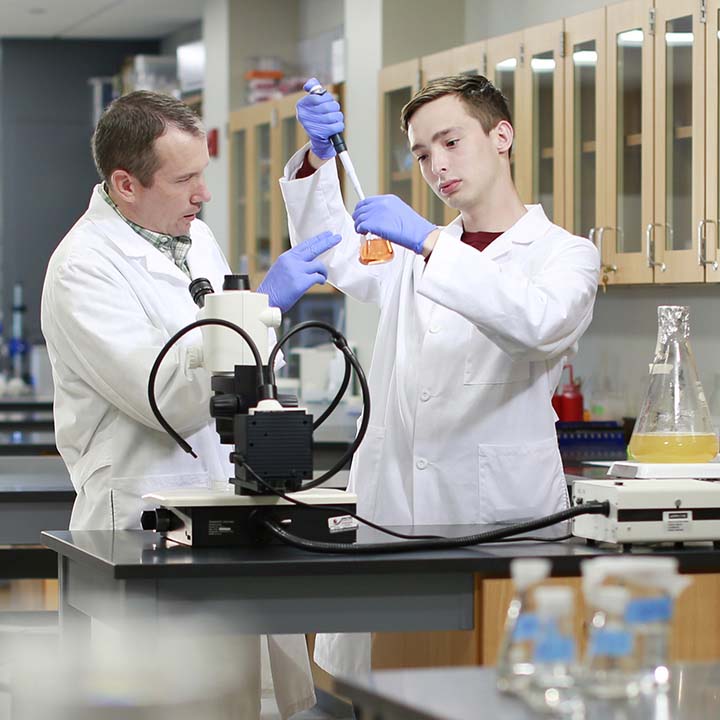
[554,364,584,422]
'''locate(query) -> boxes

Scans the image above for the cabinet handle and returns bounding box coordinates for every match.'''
[645,223,667,272]
[697,219,718,271]
[596,226,617,273]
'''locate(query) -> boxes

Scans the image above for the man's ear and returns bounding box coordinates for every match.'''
[108,169,138,204]
[492,120,514,156]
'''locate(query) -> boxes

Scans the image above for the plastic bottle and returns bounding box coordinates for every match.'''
[582,585,638,698]
[581,557,691,694]
[0,311,8,396]
[496,558,552,693]
[524,586,584,717]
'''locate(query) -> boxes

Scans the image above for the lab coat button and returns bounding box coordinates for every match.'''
[429,325,440,334]
[416,458,428,470]
[420,390,430,402]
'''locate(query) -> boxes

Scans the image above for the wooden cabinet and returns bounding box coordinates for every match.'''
[521,21,566,224]
[705,0,720,282]
[486,31,526,200]
[653,0,706,283]
[564,10,608,259]
[378,60,422,211]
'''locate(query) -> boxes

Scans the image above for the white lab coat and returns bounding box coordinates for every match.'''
[280,146,600,676]
[41,185,315,719]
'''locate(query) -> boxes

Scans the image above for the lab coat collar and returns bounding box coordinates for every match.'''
[85,185,193,284]
[456,204,550,262]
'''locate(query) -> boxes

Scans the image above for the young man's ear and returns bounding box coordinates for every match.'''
[492,120,514,156]
[108,169,138,203]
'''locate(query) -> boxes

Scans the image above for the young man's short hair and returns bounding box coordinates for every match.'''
[401,75,512,150]
[92,90,204,188]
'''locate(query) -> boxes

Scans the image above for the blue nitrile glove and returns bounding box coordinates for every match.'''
[352,195,436,254]
[296,77,345,160]
[257,231,341,312]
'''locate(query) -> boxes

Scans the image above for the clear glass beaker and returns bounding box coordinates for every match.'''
[359,233,394,265]
[628,305,718,463]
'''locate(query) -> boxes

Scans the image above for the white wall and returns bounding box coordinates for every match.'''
[202,0,230,258]
[464,0,609,40]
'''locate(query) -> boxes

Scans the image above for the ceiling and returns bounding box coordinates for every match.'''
[0,0,206,39]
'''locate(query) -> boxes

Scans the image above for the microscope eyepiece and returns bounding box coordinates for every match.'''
[189,277,214,308]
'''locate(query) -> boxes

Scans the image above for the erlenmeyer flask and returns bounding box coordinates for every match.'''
[628,306,718,463]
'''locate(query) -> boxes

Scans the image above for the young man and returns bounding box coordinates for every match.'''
[41,90,338,719]
[280,75,600,676]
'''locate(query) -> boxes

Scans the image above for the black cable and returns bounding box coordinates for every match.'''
[268,321,372,492]
[243,461,444,541]
[148,319,265,458]
[312,354,351,430]
[262,502,611,554]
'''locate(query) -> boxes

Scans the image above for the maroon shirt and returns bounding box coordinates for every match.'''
[296,151,504,253]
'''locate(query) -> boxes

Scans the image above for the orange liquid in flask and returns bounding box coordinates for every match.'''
[359,235,394,265]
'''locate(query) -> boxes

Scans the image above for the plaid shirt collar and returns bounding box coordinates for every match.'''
[99,184,192,277]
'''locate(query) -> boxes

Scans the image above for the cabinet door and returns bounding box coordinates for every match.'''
[564,9,610,283]
[487,32,527,199]
[419,50,456,225]
[229,102,275,287]
[605,0,655,283]
[228,120,248,274]
[273,92,305,258]
[379,60,422,211]
[653,0,706,283]
[706,0,720,282]
[521,20,565,224]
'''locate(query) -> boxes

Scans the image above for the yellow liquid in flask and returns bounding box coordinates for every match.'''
[628,433,719,463]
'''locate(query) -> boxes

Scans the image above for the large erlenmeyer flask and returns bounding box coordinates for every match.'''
[628,306,718,463]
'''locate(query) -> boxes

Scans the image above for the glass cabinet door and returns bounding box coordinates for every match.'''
[487,32,527,200]
[379,59,422,211]
[522,20,564,224]
[705,0,720,282]
[229,126,247,273]
[654,0,705,283]
[564,9,607,281]
[273,92,305,258]
[605,0,655,283]
[420,49,455,226]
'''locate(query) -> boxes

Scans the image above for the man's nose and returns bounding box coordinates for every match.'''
[431,151,448,176]
[194,178,211,204]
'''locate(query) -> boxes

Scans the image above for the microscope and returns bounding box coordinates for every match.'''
[141,274,362,547]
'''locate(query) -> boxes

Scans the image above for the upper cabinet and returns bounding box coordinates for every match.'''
[521,20,565,224]
[378,60,422,212]
[706,0,720,282]
[564,9,607,255]
[388,0,720,288]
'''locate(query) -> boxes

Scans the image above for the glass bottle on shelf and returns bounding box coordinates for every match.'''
[628,305,718,463]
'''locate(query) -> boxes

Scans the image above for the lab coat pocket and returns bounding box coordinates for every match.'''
[349,425,386,518]
[72,445,112,493]
[110,471,210,530]
[478,437,565,523]
[464,327,530,385]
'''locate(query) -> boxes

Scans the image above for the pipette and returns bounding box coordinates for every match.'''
[306,81,393,265]
[307,82,366,201]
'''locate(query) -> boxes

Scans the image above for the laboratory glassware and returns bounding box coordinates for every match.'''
[525,586,584,717]
[307,82,394,265]
[496,558,552,693]
[628,305,718,462]
[582,585,638,699]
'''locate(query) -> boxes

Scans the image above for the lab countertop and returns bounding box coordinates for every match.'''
[41,522,720,580]
[335,662,720,720]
